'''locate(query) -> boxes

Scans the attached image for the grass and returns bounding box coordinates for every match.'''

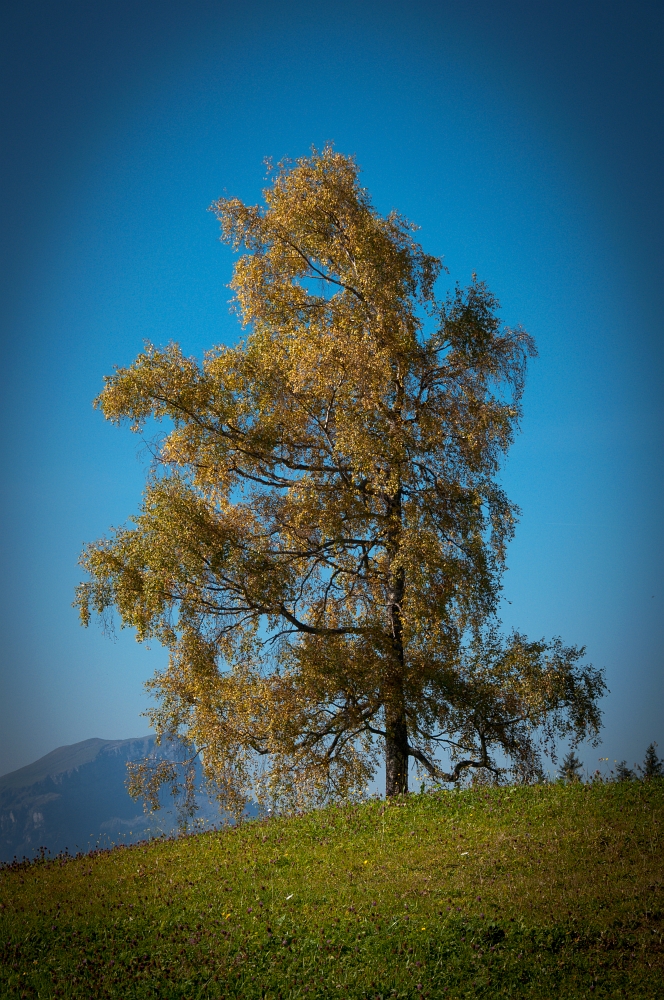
[1,780,662,999]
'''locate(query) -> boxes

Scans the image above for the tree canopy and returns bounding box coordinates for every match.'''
[76,146,605,814]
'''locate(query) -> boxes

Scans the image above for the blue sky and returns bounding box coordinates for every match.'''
[1,0,662,779]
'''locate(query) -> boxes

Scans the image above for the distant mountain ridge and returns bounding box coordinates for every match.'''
[0,735,226,864]
[0,737,151,789]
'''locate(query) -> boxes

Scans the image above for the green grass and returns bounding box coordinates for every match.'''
[1,781,663,999]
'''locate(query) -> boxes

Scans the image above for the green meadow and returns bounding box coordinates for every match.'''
[1,781,662,999]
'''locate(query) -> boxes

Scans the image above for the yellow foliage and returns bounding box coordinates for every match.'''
[76,146,603,813]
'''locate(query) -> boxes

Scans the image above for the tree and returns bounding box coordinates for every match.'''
[638,742,663,780]
[76,146,606,815]
[559,751,583,783]
[614,760,635,781]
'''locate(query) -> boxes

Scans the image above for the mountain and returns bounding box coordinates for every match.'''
[0,735,231,864]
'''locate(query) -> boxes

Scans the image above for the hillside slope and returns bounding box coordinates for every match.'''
[1,781,662,998]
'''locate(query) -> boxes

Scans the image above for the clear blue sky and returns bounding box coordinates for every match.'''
[1,0,662,779]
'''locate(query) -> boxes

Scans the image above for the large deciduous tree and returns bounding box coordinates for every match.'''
[76,146,605,814]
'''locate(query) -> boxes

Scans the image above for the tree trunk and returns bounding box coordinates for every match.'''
[385,708,409,796]
[384,410,407,797]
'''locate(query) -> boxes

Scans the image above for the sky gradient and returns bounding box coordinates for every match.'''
[1,0,662,780]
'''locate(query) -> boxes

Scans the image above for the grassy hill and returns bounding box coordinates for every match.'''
[1,781,662,998]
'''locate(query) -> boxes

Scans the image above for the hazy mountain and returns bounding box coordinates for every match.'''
[0,735,233,864]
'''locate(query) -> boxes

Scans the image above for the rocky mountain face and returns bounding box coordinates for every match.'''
[0,736,229,864]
